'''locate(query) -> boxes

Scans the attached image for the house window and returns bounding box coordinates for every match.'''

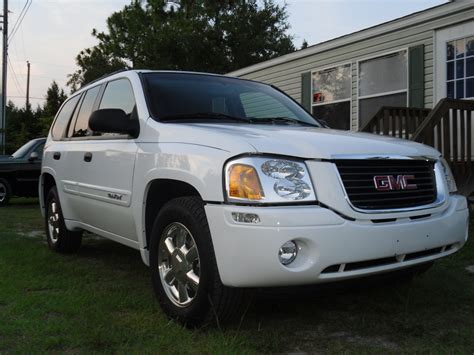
[358,50,408,128]
[311,64,351,130]
[446,37,474,99]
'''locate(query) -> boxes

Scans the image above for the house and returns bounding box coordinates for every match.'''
[228,0,474,132]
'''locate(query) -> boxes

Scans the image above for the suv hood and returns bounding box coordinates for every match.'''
[171,124,441,159]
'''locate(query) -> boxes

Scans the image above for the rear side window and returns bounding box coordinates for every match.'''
[99,79,136,115]
[51,95,80,140]
[69,85,101,138]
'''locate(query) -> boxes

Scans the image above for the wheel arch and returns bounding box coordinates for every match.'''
[39,172,56,216]
[143,179,203,249]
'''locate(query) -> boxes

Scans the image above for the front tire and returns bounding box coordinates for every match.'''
[0,178,12,207]
[150,197,245,327]
[45,186,82,253]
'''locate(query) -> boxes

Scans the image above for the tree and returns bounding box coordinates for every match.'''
[2,102,43,154]
[68,0,295,89]
[43,81,68,118]
[301,39,308,49]
[0,81,68,154]
[40,81,68,137]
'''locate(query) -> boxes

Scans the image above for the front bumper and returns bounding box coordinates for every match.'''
[205,195,469,287]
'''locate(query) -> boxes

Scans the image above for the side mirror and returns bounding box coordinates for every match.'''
[89,109,139,137]
[28,151,39,162]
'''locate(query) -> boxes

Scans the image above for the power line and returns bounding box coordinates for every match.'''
[8,0,31,45]
[7,56,24,96]
[8,0,29,39]
[8,95,44,100]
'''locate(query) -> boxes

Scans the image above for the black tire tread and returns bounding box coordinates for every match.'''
[45,186,82,254]
[151,196,246,327]
[0,177,12,207]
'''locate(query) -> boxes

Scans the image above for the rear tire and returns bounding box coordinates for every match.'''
[150,196,246,327]
[45,186,82,253]
[0,178,12,207]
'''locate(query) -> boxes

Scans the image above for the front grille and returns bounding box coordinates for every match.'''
[335,159,437,210]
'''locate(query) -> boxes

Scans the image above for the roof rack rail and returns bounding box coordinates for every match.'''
[83,67,130,87]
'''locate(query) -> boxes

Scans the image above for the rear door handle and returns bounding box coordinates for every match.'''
[53,152,61,160]
[84,152,93,162]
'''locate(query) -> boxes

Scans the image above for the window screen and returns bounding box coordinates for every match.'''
[359,51,407,97]
[312,102,351,130]
[51,95,80,140]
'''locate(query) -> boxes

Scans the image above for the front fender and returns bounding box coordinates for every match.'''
[131,142,237,251]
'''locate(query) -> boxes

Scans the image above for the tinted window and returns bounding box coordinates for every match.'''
[51,95,80,140]
[99,79,135,114]
[143,73,319,126]
[70,85,101,137]
[240,92,297,119]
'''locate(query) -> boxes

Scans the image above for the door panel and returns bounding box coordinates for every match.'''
[70,140,138,240]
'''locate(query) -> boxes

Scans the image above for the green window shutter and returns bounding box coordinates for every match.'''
[301,71,312,111]
[409,45,424,108]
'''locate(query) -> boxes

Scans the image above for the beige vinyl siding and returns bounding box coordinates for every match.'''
[234,5,474,130]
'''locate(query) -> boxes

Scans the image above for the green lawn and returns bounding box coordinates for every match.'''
[0,199,473,353]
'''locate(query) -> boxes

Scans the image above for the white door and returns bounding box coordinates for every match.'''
[434,21,474,102]
[69,78,139,241]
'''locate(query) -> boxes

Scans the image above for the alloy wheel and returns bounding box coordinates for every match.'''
[47,199,60,243]
[158,222,200,307]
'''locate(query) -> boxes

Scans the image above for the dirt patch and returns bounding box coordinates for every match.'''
[466,265,474,274]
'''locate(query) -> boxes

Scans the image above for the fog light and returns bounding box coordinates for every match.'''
[231,212,260,224]
[278,240,298,265]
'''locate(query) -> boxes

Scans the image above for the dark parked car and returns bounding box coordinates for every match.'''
[0,138,46,206]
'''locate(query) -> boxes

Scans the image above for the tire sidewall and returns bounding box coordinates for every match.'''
[0,178,12,207]
[45,186,65,251]
[150,198,216,326]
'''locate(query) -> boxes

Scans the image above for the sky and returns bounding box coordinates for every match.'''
[6,0,448,108]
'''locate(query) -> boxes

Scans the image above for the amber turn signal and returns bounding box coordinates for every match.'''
[228,164,264,200]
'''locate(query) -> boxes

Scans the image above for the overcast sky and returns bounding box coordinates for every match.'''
[7,0,447,108]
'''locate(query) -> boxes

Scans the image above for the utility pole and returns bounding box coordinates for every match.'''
[26,61,30,110]
[1,0,7,154]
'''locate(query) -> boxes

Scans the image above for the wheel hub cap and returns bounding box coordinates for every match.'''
[47,200,60,243]
[158,222,200,307]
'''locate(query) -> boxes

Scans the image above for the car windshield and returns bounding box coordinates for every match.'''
[142,73,321,127]
[11,140,37,159]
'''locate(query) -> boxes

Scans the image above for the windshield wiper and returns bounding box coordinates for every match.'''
[250,116,319,127]
[159,112,252,123]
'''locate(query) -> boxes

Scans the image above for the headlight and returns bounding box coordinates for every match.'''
[439,158,457,193]
[225,156,316,204]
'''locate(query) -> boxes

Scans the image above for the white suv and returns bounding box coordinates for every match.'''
[40,70,469,326]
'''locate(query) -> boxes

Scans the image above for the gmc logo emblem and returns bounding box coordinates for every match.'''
[373,175,417,191]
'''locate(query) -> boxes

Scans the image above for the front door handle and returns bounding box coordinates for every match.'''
[84,152,93,162]
[53,152,61,160]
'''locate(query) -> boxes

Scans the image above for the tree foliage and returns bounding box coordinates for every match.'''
[68,0,295,89]
[1,81,68,154]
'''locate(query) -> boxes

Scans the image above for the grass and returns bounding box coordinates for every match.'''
[0,198,473,353]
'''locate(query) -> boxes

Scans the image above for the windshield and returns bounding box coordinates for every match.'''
[11,140,37,159]
[142,73,321,127]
